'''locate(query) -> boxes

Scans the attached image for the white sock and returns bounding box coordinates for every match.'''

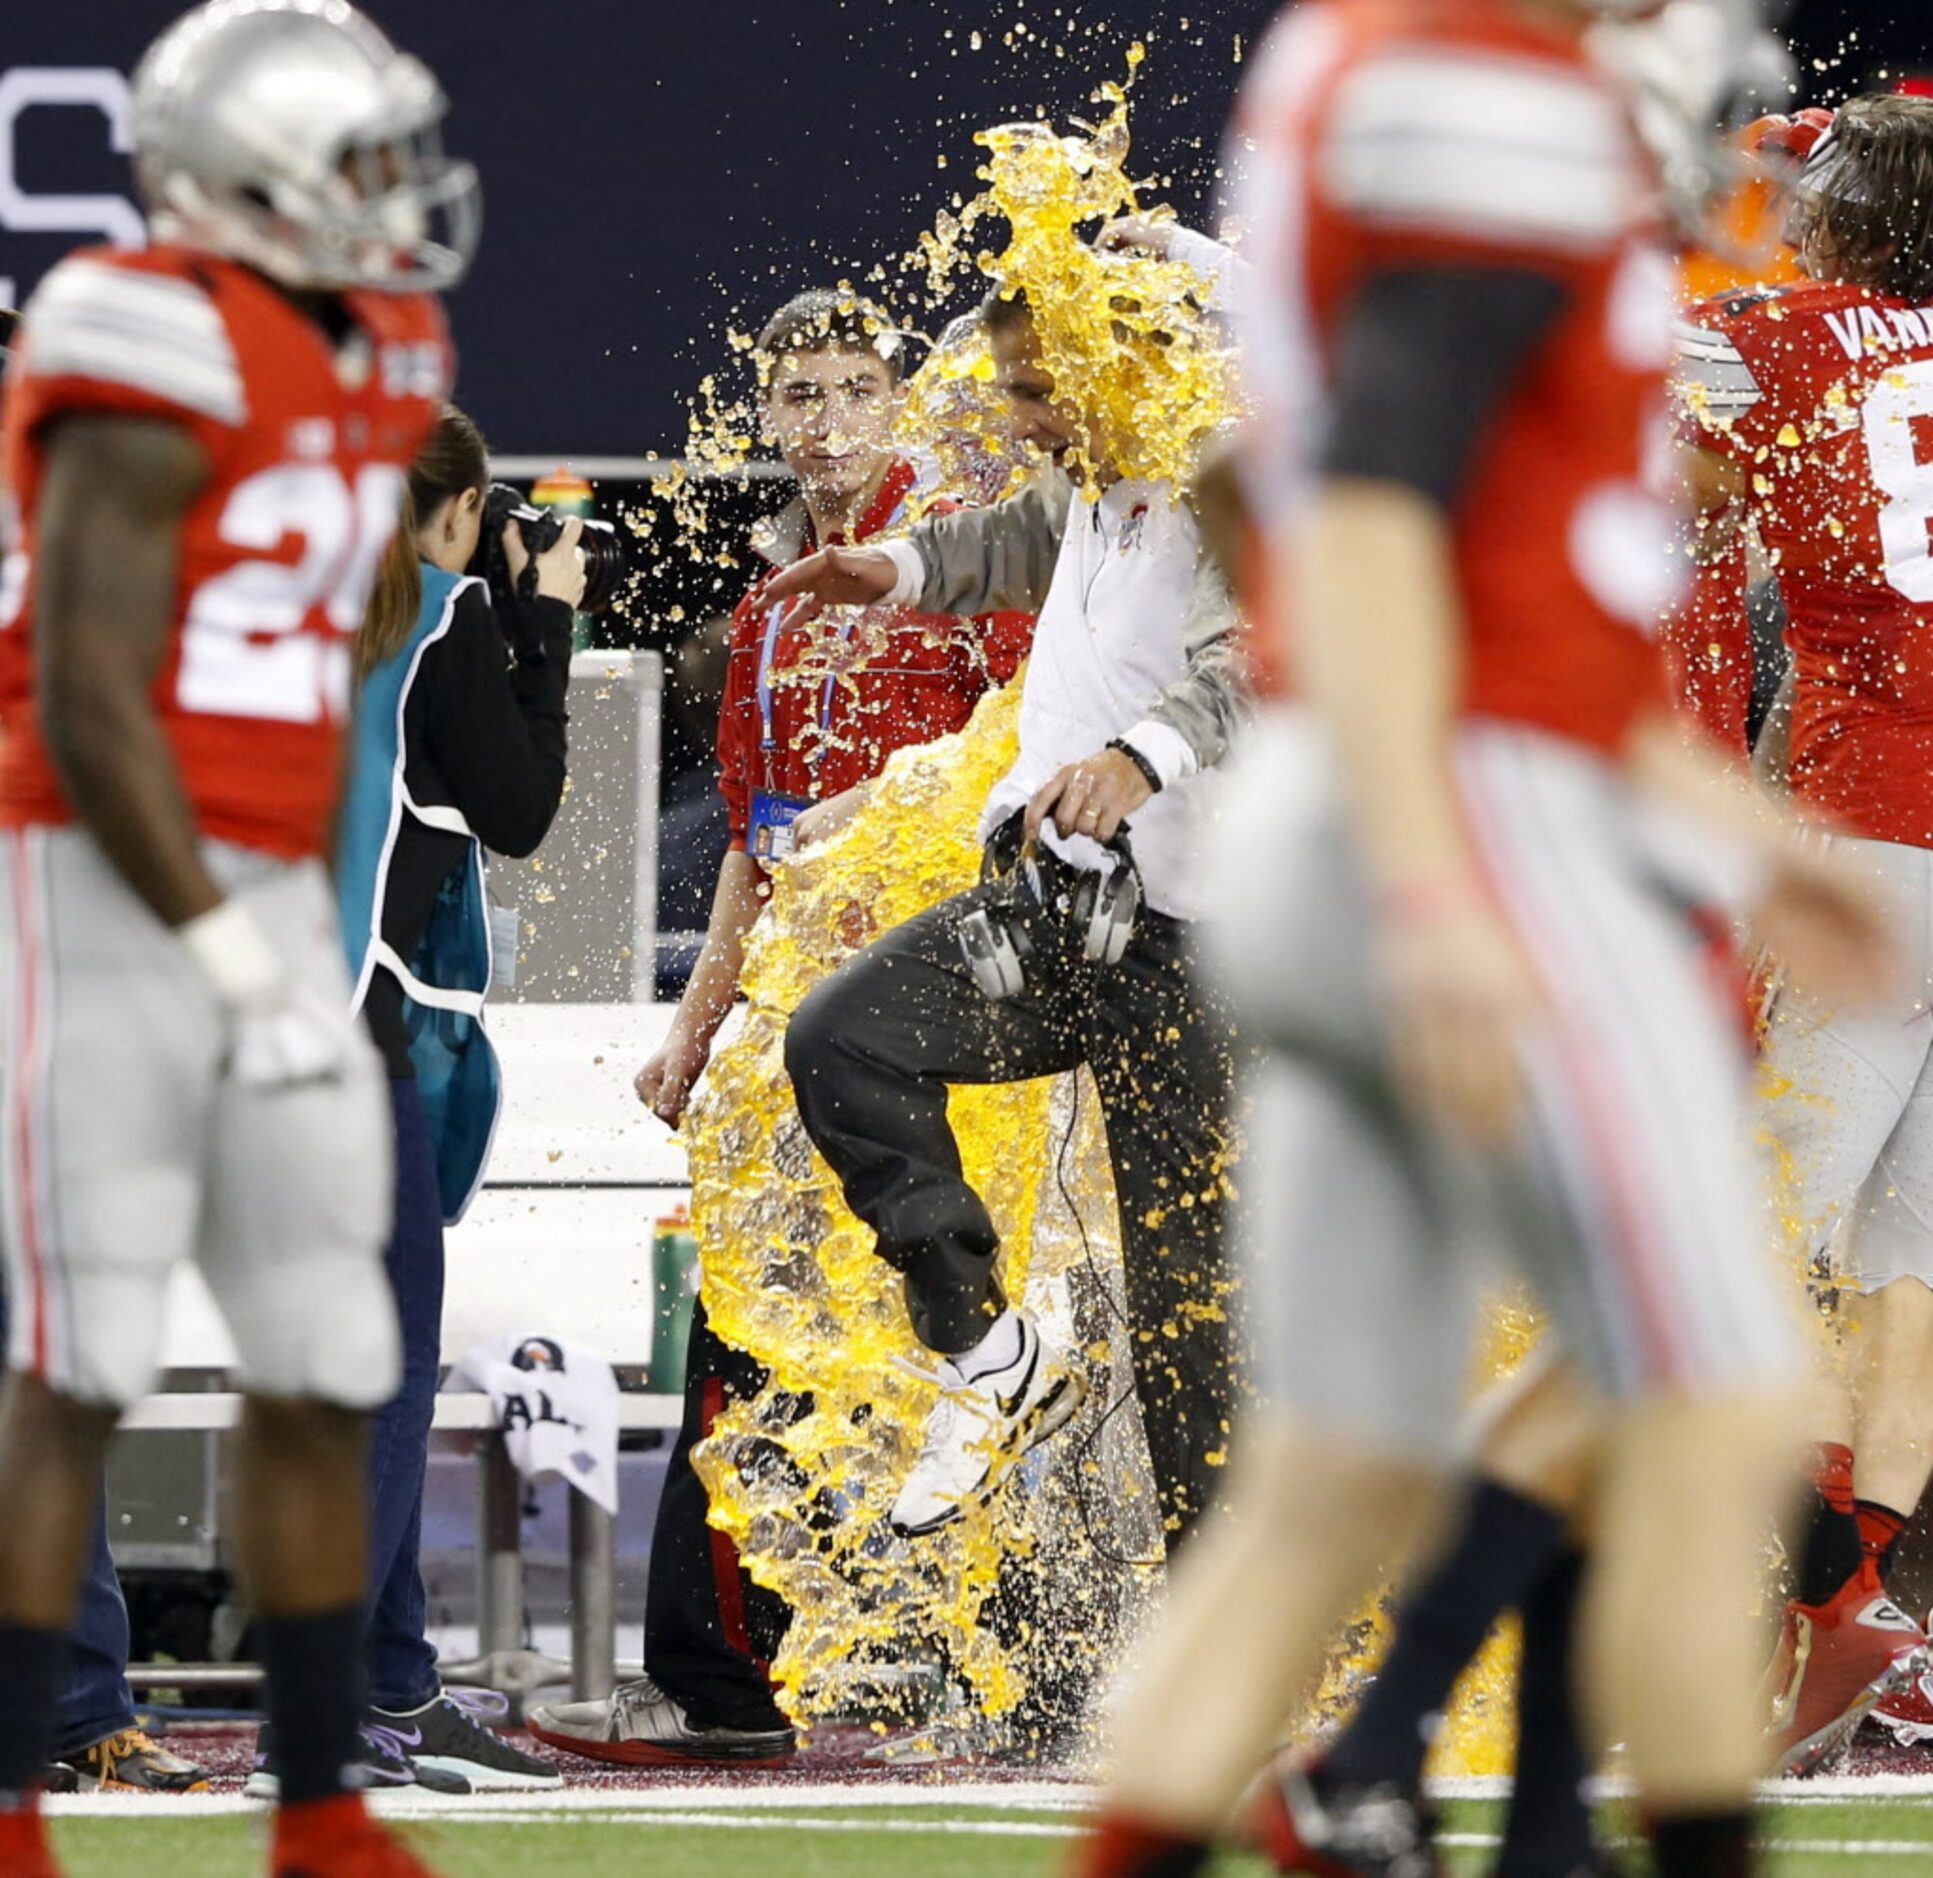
[952,1309,1025,1382]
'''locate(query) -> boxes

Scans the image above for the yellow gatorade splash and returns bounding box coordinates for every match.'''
[910,50,1240,496]
[685,683,1162,1728]
[673,71,1241,1732]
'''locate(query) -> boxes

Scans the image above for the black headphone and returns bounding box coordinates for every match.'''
[957,829,1143,1001]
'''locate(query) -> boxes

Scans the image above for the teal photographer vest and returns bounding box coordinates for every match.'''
[339,562,504,1224]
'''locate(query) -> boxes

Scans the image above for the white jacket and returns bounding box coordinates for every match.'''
[881,472,1244,921]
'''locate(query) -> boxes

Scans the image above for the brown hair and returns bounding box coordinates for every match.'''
[358,402,492,679]
[978,283,1033,336]
[755,288,906,386]
[1809,95,1933,304]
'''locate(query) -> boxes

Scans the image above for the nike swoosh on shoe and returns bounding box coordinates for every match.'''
[995,1339,1041,1417]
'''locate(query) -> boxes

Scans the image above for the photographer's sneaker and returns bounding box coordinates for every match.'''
[529,1675,795,1768]
[372,1691,559,1791]
[889,1310,1084,1537]
[246,1718,469,1800]
[54,1728,210,1793]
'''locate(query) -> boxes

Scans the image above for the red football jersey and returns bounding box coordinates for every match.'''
[1233,0,1678,756]
[0,244,452,860]
[716,456,1034,855]
[1677,279,1933,846]
[1661,536,1753,756]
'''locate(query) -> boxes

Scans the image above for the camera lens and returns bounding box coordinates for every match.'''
[575,520,628,614]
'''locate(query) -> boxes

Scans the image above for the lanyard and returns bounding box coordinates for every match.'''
[755,601,859,770]
[755,481,915,779]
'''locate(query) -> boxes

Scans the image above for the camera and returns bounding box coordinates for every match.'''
[474,481,629,614]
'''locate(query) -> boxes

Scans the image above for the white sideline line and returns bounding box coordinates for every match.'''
[1769,1775,1933,1800]
[419,1810,1080,1837]
[43,1780,1095,1821]
[1772,1845,1933,1859]
[44,1770,1933,1827]
[1425,1778,1512,1801]
[1443,1839,1933,1861]
[1431,1773,1933,1804]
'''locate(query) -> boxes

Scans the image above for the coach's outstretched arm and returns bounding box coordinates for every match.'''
[760,471,1066,623]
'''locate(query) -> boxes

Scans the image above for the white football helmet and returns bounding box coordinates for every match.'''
[1590,0,1796,246]
[131,0,480,293]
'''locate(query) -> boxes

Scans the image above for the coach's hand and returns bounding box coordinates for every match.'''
[759,544,898,626]
[636,1024,713,1129]
[1377,883,1546,1151]
[1026,748,1152,845]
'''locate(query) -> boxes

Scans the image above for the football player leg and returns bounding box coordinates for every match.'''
[1089,1043,1475,1877]
[1756,842,1933,1767]
[1256,1357,1603,1875]
[0,1281,206,1798]
[192,854,409,1841]
[1455,732,1801,1846]
[1799,1267,1933,1754]
[0,831,210,1871]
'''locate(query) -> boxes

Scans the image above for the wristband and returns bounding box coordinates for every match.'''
[1107,738,1164,795]
[877,538,926,606]
[177,898,283,1007]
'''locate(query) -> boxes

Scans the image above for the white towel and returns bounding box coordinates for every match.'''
[451,1334,620,1515]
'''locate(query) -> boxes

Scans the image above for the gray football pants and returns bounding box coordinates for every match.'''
[1211,714,1797,1462]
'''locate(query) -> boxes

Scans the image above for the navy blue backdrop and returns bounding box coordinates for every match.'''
[0,1,1919,455]
[0,1,1286,454]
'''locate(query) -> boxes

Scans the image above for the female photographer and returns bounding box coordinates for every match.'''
[256,406,582,1795]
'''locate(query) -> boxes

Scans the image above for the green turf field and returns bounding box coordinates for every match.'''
[40,1795,1933,1876]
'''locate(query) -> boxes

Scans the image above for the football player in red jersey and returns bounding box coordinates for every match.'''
[1072,3,1892,1876]
[0,4,472,1874]
[1679,93,1933,1773]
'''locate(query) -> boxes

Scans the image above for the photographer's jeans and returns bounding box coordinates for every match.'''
[365,1076,446,1713]
[0,1287,138,1758]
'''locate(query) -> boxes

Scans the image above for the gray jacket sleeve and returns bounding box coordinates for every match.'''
[907,475,1069,617]
[1137,531,1250,774]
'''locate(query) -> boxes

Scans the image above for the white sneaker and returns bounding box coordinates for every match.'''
[888,1312,1084,1536]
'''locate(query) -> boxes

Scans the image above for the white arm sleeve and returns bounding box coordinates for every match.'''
[1321,48,1633,254]
[21,257,246,426]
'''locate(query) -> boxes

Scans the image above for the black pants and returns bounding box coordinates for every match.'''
[642,1299,791,1731]
[785,844,1239,1541]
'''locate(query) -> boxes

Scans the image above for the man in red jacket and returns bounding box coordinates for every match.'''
[640,289,1031,1124]
[531,288,1030,1768]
